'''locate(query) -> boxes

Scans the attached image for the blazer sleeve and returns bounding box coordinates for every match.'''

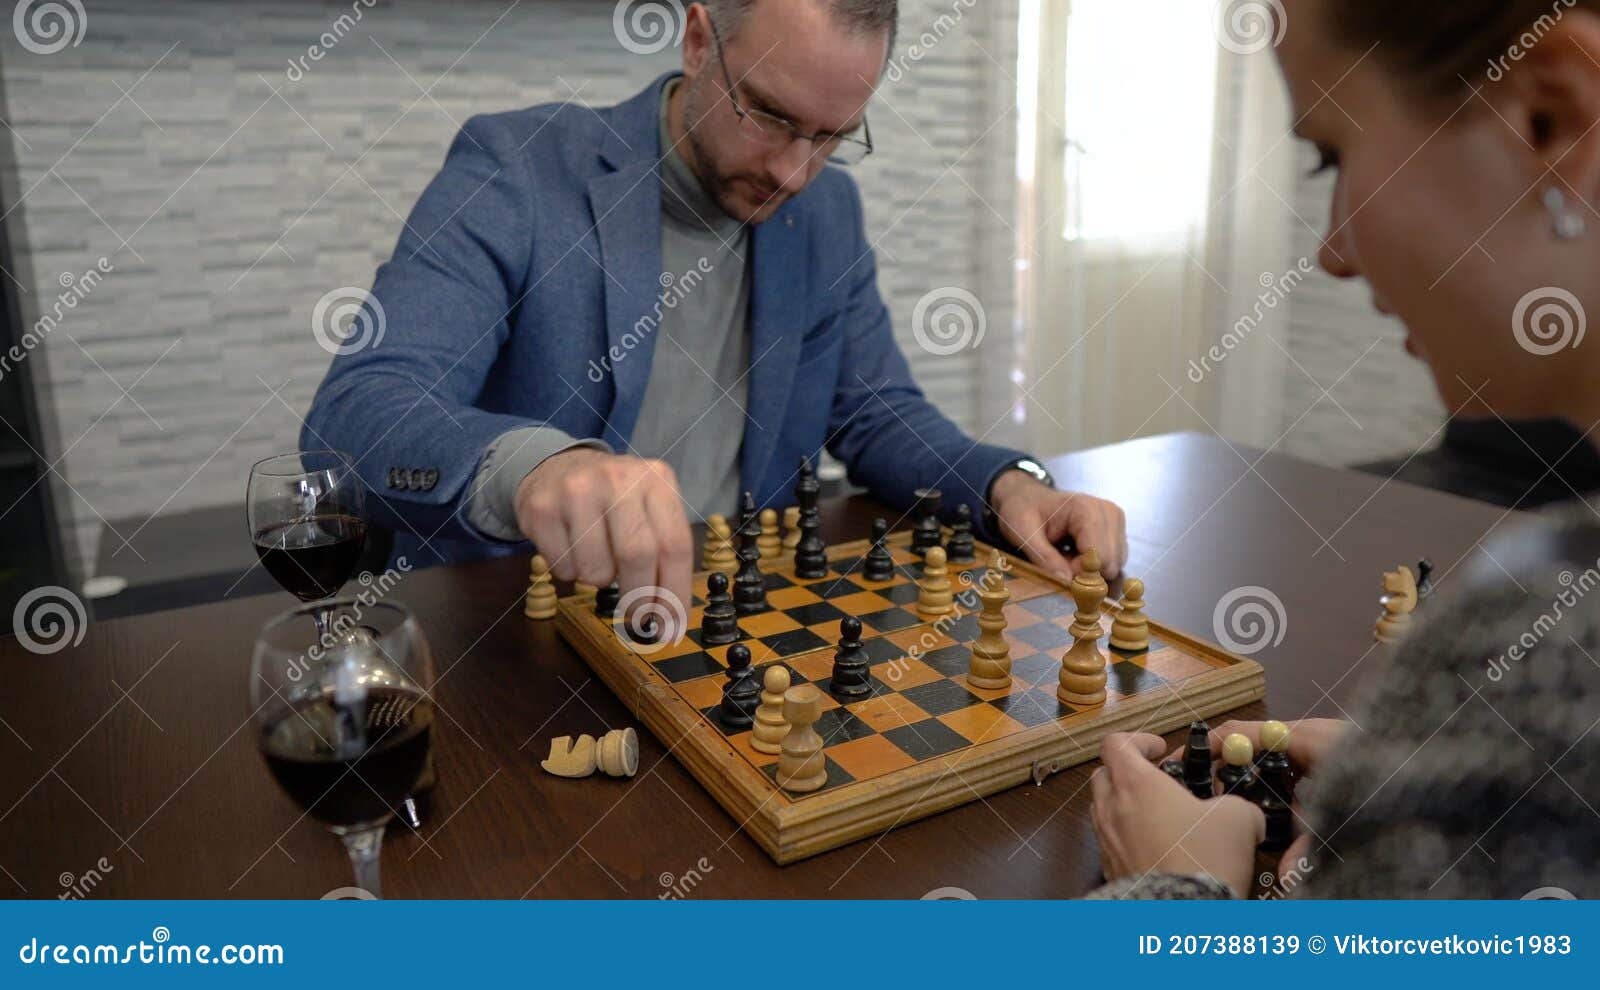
[822,177,1030,540]
[301,114,557,544]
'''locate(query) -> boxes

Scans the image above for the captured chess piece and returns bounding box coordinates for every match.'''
[751,665,792,755]
[863,518,895,583]
[829,616,872,699]
[540,734,597,778]
[1109,577,1149,652]
[911,487,943,558]
[734,492,769,616]
[1218,733,1256,798]
[595,583,620,619]
[968,550,1012,690]
[524,554,558,620]
[1182,721,1213,799]
[775,685,827,794]
[917,546,954,617]
[793,457,829,580]
[595,727,640,778]
[1057,547,1109,706]
[719,643,762,731]
[781,506,801,563]
[1375,564,1418,644]
[541,728,638,779]
[1255,720,1295,850]
[701,571,740,646]
[945,503,976,564]
[758,508,782,560]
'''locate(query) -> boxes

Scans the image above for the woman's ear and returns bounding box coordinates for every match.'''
[1496,10,1600,200]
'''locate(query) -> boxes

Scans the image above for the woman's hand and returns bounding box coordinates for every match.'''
[1091,732,1264,897]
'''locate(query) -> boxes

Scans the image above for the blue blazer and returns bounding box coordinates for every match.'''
[303,73,1029,568]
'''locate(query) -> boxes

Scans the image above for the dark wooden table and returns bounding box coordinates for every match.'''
[0,433,1521,899]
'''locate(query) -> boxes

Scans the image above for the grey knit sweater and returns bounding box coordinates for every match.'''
[1091,503,1600,899]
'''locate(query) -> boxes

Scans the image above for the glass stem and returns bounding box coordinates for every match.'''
[339,826,384,899]
[311,605,332,641]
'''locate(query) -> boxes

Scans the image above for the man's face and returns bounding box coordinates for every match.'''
[679,0,886,225]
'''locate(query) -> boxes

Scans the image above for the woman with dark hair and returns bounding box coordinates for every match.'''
[1087,0,1600,899]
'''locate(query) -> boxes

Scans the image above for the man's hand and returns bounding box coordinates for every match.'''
[990,470,1128,581]
[514,449,693,633]
[1091,732,1264,898]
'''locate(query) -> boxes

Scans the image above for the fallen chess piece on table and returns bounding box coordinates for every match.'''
[540,728,639,779]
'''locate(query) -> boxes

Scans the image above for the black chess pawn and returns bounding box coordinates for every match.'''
[733,492,769,616]
[701,571,740,646]
[1182,721,1213,799]
[794,456,829,580]
[595,583,620,619]
[945,503,976,563]
[1217,734,1257,799]
[911,487,943,558]
[718,643,762,731]
[829,616,872,700]
[863,518,895,583]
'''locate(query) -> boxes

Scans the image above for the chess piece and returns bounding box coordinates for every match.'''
[911,487,942,558]
[1374,565,1418,644]
[794,457,829,580]
[1109,577,1149,652]
[1057,548,1109,706]
[734,492,769,616]
[945,503,976,563]
[917,546,954,617]
[1182,721,1213,799]
[595,583,620,619]
[829,616,872,699]
[706,515,738,578]
[1160,759,1186,784]
[541,734,598,778]
[863,518,895,583]
[524,554,558,620]
[718,643,762,731]
[1417,558,1435,598]
[781,506,801,563]
[596,727,640,778]
[1255,721,1295,850]
[751,665,792,755]
[575,581,598,597]
[775,685,827,793]
[703,514,729,570]
[968,549,1012,690]
[1218,733,1256,798]
[701,571,740,646]
[758,508,782,560]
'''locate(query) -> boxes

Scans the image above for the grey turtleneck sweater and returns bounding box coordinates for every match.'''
[467,79,751,540]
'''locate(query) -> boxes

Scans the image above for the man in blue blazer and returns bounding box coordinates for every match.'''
[303,0,1126,616]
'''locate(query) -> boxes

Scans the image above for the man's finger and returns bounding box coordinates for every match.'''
[1009,511,1074,581]
[645,487,693,639]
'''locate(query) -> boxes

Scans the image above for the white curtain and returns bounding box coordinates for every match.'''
[1012,0,1298,454]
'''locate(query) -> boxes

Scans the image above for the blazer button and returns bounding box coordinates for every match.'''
[387,468,400,489]
[422,469,439,492]
[408,468,424,491]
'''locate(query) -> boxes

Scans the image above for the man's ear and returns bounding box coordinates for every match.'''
[681,3,714,78]
[1499,11,1600,200]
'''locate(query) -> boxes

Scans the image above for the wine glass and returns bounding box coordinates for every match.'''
[248,450,367,637]
[252,599,435,899]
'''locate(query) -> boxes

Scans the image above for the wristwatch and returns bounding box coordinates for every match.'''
[983,457,1056,534]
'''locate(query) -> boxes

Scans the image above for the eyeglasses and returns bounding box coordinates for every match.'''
[707,18,874,167]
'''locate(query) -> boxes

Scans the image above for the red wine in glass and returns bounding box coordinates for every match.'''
[253,513,368,602]
[247,451,367,631]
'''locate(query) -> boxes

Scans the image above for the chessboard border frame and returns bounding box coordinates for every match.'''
[554,535,1266,865]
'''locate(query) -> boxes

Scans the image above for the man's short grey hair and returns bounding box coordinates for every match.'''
[702,0,899,58]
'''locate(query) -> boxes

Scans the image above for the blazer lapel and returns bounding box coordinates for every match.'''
[741,205,808,491]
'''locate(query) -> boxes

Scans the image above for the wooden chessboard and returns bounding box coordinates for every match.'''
[554,531,1266,864]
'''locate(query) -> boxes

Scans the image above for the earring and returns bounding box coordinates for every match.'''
[1543,187,1587,240]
